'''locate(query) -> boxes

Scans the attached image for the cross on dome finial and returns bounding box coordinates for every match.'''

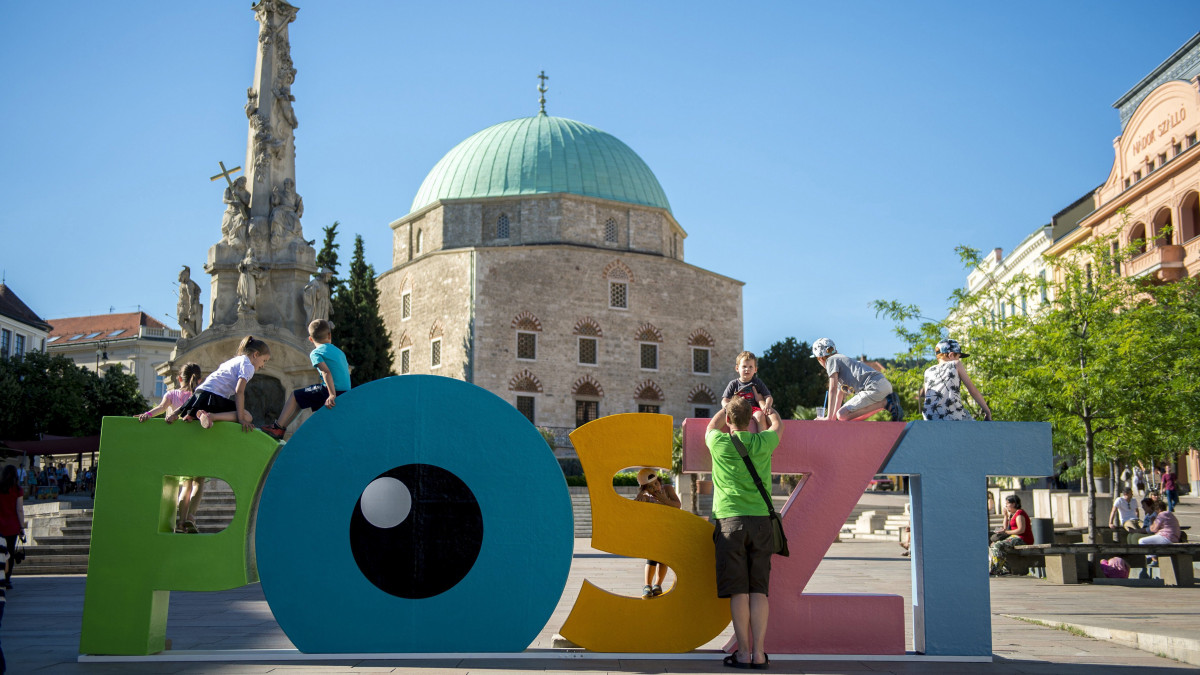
[537,70,548,115]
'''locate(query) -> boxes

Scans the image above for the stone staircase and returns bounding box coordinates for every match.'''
[20,502,93,575]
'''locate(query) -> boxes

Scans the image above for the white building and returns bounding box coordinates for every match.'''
[0,284,52,359]
[46,312,182,404]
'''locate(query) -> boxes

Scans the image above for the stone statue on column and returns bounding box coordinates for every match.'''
[302,267,333,325]
[177,266,203,338]
[237,248,267,313]
[270,178,303,242]
[221,177,251,246]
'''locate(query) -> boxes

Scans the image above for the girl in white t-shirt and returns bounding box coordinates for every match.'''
[167,336,271,431]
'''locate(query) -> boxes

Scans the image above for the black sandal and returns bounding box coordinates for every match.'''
[751,654,770,670]
[723,654,752,669]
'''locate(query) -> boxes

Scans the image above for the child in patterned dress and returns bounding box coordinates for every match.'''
[918,339,991,421]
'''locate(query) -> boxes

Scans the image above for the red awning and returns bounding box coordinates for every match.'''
[0,436,101,455]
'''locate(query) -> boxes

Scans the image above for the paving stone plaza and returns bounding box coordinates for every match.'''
[4,494,1196,674]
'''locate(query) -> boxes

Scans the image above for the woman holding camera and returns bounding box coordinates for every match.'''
[989,494,1032,576]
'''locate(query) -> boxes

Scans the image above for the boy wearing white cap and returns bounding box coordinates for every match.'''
[811,338,904,421]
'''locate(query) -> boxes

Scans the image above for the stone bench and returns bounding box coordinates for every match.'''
[1007,543,1200,586]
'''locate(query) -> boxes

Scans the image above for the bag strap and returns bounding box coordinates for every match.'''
[728,433,778,518]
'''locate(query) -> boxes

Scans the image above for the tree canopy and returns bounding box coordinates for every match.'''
[875,227,1200,541]
[755,337,827,418]
[331,234,394,386]
[0,351,147,440]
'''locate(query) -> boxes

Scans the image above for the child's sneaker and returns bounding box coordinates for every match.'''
[260,423,286,440]
[884,393,905,421]
[642,585,653,598]
[651,584,663,596]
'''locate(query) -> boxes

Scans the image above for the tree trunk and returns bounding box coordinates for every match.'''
[1083,417,1097,547]
[690,474,698,513]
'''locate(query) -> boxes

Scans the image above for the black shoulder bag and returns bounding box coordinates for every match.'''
[728,433,789,557]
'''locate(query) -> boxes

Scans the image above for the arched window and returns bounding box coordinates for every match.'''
[604,218,617,243]
[497,214,510,239]
[573,375,604,428]
[1128,223,1147,255]
[1151,208,1172,248]
[1180,192,1200,243]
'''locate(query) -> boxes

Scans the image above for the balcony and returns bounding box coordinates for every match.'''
[1126,244,1187,282]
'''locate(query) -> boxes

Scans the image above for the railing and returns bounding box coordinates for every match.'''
[141,326,182,339]
[1126,244,1186,281]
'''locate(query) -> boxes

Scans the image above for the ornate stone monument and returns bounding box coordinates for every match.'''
[158,0,323,425]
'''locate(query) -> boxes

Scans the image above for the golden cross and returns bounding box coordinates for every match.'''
[537,70,548,115]
[209,161,243,189]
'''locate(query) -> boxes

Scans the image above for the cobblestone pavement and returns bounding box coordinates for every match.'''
[4,497,1197,674]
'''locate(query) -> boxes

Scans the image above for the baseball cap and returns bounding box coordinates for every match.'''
[935,339,969,358]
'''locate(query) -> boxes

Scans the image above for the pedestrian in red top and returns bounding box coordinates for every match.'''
[0,465,27,589]
[989,494,1032,576]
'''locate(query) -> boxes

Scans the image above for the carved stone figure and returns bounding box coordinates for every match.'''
[237,248,267,313]
[177,266,203,338]
[245,87,259,118]
[270,178,303,240]
[250,112,285,180]
[302,267,333,324]
[273,83,298,128]
[221,177,251,245]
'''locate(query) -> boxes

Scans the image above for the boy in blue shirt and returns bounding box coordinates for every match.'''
[261,319,351,440]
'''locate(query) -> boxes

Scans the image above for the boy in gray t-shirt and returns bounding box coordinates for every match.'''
[811,337,904,421]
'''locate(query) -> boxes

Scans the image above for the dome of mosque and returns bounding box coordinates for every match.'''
[410,114,672,214]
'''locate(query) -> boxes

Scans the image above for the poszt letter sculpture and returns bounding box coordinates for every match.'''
[79,376,1049,657]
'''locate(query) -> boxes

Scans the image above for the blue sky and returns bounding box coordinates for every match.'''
[2,2,1196,358]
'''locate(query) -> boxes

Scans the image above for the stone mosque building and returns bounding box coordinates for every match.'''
[376,108,744,443]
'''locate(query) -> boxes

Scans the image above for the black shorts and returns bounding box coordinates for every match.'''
[177,390,236,419]
[713,516,773,597]
[293,384,348,412]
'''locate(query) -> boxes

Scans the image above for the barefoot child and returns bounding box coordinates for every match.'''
[917,339,991,421]
[721,351,774,429]
[260,319,350,440]
[168,336,271,431]
[135,363,208,532]
[811,337,904,421]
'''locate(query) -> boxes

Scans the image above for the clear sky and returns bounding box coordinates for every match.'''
[2,2,1196,358]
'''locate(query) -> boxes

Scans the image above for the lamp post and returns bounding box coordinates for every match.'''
[94,341,109,372]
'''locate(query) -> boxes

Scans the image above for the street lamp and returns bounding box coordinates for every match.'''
[95,341,108,371]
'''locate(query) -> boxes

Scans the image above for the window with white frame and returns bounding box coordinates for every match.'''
[155,376,167,398]
[578,336,598,365]
[430,338,441,368]
[516,395,535,423]
[575,400,599,428]
[692,347,710,374]
[401,290,411,320]
[0,329,9,358]
[638,404,660,414]
[640,343,658,370]
[516,331,537,360]
[609,281,628,309]
[498,214,510,239]
[13,334,24,356]
[400,347,411,374]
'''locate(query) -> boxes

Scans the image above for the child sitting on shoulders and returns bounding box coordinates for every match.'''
[168,336,271,431]
[918,339,991,421]
[261,319,351,440]
[721,351,774,430]
[811,337,904,421]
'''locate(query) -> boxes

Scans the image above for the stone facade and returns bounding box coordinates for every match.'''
[378,193,741,446]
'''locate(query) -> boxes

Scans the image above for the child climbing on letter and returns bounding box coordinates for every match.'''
[918,339,990,421]
[811,337,904,421]
[168,336,271,431]
[261,319,351,440]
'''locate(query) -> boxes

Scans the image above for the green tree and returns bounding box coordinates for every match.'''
[336,234,394,386]
[875,230,1200,544]
[316,221,343,294]
[755,337,827,418]
[0,352,146,440]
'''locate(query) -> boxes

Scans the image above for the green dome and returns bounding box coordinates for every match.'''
[410,115,672,214]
